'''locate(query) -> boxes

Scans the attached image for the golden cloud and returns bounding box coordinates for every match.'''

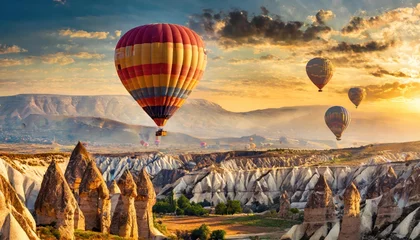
[0,44,28,54]
[59,29,109,39]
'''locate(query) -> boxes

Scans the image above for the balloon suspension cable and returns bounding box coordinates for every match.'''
[318,89,323,92]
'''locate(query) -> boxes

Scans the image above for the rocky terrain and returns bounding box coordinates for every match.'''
[0,141,419,238]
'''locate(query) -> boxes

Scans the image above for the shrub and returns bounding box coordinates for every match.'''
[210,230,226,240]
[191,224,211,240]
[153,201,174,214]
[177,195,191,209]
[176,207,184,216]
[215,203,227,215]
[226,200,242,215]
[184,204,207,216]
[290,208,299,214]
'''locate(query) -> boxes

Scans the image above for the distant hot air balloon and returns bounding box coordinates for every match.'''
[200,142,207,148]
[144,142,149,148]
[325,106,350,141]
[348,87,366,108]
[115,24,207,137]
[140,140,145,145]
[306,58,334,92]
[249,143,256,149]
[249,137,254,142]
[155,139,160,147]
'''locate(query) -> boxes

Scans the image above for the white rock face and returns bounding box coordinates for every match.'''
[324,222,340,240]
[0,158,44,212]
[96,153,182,182]
[410,222,420,240]
[392,207,420,238]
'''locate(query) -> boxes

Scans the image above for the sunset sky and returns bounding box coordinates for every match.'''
[1,0,420,113]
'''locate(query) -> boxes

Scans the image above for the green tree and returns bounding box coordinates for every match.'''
[215,203,227,215]
[210,230,226,240]
[176,207,184,216]
[153,201,173,214]
[226,200,242,215]
[177,195,191,209]
[191,224,211,240]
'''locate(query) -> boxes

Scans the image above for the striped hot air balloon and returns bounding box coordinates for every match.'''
[348,87,366,108]
[115,24,207,136]
[306,58,334,92]
[325,106,350,141]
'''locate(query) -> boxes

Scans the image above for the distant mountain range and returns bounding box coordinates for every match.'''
[0,94,419,147]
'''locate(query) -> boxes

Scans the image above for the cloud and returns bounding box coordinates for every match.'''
[341,4,420,35]
[363,81,420,101]
[0,44,28,54]
[212,56,224,60]
[0,59,22,67]
[114,30,122,38]
[329,40,395,53]
[227,54,280,64]
[41,52,75,65]
[315,10,335,25]
[72,52,105,59]
[368,66,410,78]
[41,52,104,65]
[53,0,66,5]
[0,57,34,67]
[187,8,332,48]
[59,29,109,39]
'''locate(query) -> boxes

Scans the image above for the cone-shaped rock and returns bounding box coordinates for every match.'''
[366,166,398,199]
[0,175,39,240]
[133,168,161,239]
[79,161,111,233]
[338,183,361,240]
[65,142,92,199]
[304,174,336,237]
[278,191,290,218]
[35,160,85,240]
[109,180,121,218]
[110,170,138,238]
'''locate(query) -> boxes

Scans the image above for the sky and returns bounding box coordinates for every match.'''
[1,0,420,114]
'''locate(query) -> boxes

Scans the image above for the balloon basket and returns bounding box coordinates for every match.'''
[318,89,323,92]
[156,130,167,137]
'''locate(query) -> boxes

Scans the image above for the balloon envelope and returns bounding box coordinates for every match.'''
[325,106,350,141]
[115,24,207,129]
[348,87,366,108]
[306,58,334,92]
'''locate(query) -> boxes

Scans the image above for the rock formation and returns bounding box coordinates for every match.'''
[110,169,138,238]
[109,180,121,218]
[366,166,398,199]
[0,175,39,240]
[374,186,403,231]
[133,168,162,239]
[65,141,93,201]
[338,183,361,240]
[278,191,291,218]
[303,174,336,237]
[79,161,111,233]
[34,160,85,239]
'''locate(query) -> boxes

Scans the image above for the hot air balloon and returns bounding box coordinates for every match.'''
[306,58,334,92]
[115,24,207,137]
[348,87,366,108]
[200,142,207,148]
[144,142,149,148]
[325,106,350,141]
[249,137,253,142]
[140,140,145,146]
[250,143,256,149]
[155,139,160,147]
